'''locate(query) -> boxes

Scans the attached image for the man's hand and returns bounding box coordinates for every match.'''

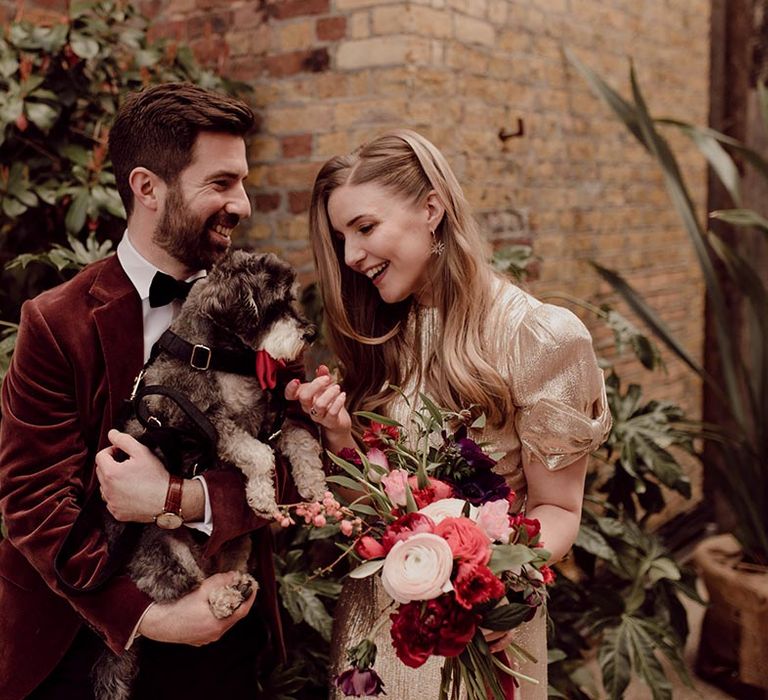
[138,572,256,645]
[95,429,169,522]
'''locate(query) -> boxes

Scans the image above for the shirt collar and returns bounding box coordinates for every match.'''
[117,231,206,301]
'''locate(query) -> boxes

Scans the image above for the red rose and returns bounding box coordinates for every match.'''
[354,536,386,560]
[540,564,555,585]
[362,421,400,449]
[511,514,541,541]
[381,512,435,553]
[407,476,454,508]
[453,562,506,610]
[434,517,491,565]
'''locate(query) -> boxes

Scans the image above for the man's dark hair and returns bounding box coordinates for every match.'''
[108,83,255,217]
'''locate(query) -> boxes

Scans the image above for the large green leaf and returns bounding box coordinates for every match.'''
[574,523,619,566]
[598,625,631,700]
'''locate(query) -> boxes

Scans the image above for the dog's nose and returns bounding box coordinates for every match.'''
[303,325,318,344]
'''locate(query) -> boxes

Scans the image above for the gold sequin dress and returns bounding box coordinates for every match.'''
[329,282,612,699]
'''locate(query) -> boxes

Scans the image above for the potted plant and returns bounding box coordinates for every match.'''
[568,52,768,695]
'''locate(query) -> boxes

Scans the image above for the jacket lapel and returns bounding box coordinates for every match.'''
[91,255,144,440]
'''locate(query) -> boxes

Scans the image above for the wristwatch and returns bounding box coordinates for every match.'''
[154,475,184,530]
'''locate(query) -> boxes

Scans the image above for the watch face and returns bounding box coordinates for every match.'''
[155,512,184,530]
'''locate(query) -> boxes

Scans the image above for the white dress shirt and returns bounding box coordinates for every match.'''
[116,232,212,535]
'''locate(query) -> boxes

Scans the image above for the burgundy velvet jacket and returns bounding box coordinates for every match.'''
[0,255,284,700]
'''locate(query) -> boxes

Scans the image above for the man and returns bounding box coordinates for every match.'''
[0,83,284,699]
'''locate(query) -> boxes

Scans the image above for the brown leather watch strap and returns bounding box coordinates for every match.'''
[164,474,184,517]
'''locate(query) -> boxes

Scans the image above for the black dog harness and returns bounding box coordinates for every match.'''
[54,332,291,595]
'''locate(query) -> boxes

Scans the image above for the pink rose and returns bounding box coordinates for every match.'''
[381,533,454,604]
[381,468,409,507]
[355,536,386,560]
[434,517,491,566]
[476,499,514,543]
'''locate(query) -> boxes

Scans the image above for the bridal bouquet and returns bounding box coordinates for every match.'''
[328,396,554,700]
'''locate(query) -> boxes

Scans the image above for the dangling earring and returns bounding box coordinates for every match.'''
[430,230,444,256]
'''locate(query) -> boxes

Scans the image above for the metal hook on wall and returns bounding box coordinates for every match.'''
[498,118,525,141]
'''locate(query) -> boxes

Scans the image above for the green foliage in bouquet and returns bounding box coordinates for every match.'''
[568,52,768,568]
[0,0,242,380]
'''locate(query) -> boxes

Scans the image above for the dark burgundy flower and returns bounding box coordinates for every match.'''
[337,447,363,467]
[381,512,435,553]
[390,594,479,667]
[390,602,437,668]
[333,667,386,696]
[434,598,480,657]
[457,436,497,471]
[453,469,510,506]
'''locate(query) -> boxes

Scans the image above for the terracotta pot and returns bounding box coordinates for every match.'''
[693,533,768,693]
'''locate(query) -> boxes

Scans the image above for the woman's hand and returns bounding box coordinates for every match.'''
[482,627,517,653]
[285,365,354,450]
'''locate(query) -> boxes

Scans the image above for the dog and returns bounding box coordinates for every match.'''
[93,250,327,700]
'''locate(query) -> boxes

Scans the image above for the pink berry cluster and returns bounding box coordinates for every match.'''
[273,491,363,537]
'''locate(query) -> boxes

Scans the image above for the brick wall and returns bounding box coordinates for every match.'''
[3,0,710,471]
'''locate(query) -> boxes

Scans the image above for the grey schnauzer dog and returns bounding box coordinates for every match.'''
[94,251,327,700]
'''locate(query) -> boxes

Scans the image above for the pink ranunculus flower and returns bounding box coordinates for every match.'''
[476,499,514,543]
[418,497,474,524]
[366,447,389,483]
[434,517,491,566]
[381,468,409,507]
[381,533,454,604]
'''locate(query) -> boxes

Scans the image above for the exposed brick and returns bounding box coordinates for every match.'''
[268,0,329,20]
[288,190,312,213]
[317,16,347,41]
[281,134,313,158]
[337,36,430,69]
[90,0,713,474]
[265,48,330,77]
[454,14,495,46]
[276,19,315,53]
[253,193,282,212]
[187,12,232,38]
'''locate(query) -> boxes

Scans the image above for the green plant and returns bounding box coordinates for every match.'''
[568,52,768,566]
[545,309,702,700]
[0,0,242,381]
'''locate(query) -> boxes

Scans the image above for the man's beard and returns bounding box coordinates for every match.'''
[153,184,237,271]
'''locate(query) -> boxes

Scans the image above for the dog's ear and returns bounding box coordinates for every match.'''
[194,274,241,322]
[243,288,260,319]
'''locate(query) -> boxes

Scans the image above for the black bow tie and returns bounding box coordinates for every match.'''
[148,272,196,308]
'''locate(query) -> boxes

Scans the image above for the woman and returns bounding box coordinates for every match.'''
[287,130,611,698]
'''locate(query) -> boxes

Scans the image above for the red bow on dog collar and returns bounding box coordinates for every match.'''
[255,350,286,390]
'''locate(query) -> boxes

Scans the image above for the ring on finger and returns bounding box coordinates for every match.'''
[310,407,318,416]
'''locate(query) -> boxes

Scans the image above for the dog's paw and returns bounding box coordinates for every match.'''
[207,573,259,619]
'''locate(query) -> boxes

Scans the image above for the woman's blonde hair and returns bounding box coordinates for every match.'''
[309,129,511,427]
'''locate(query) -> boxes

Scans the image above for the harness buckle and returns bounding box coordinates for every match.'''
[190,344,212,371]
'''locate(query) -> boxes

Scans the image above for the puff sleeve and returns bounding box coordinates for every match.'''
[510,303,611,471]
